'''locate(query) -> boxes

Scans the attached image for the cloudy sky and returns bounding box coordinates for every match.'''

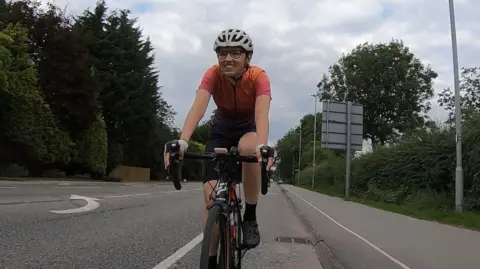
[38,0,480,147]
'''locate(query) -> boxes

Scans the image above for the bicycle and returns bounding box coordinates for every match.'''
[165,141,275,269]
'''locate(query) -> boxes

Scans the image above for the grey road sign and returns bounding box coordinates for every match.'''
[321,101,364,151]
[320,100,364,197]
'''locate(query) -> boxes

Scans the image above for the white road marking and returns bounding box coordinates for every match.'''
[164,190,189,193]
[50,194,100,214]
[104,193,151,198]
[104,189,199,198]
[286,187,411,269]
[6,188,201,213]
[52,186,102,189]
[152,233,203,269]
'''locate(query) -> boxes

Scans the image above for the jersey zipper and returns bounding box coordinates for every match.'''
[233,83,238,115]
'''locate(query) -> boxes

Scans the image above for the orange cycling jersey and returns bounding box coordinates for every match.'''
[198,64,272,119]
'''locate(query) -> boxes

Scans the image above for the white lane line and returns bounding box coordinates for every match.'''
[15,189,202,213]
[152,233,203,269]
[286,187,411,269]
[0,187,16,189]
[97,189,201,199]
[102,189,199,198]
[104,193,151,198]
[52,186,102,189]
[164,190,188,194]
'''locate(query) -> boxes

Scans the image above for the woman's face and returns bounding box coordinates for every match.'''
[216,47,251,78]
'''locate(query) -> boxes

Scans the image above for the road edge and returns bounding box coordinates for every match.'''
[278,184,345,269]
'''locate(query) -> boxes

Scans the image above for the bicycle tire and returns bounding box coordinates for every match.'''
[199,204,231,269]
[231,202,242,268]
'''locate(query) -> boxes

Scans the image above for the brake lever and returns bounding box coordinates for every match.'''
[165,141,182,190]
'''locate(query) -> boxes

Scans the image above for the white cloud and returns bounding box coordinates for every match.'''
[36,0,480,145]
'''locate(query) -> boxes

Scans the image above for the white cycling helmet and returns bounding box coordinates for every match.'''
[213,28,254,52]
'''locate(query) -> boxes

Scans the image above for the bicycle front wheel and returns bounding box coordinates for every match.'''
[199,204,232,269]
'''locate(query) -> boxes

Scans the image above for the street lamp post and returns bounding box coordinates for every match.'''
[312,94,318,189]
[448,0,464,212]
[297,126,302,185]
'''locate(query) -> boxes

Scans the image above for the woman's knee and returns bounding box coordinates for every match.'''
[238,132,257,156]
[238,132,261,177]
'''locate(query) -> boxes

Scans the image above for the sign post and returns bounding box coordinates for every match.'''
[321,101,364,197]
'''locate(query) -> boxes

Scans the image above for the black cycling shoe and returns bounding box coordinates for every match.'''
[242,220,260,248]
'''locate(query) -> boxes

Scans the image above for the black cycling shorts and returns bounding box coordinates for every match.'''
[201,113,256,184]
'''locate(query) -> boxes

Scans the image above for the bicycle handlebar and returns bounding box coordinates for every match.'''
[165,141,275,195]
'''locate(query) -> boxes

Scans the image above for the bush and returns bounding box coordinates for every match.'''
[70,115,108,178]
[299,154,345,194]
[352,126,456,204]
[299,114,480,212]
[0,163,28,177]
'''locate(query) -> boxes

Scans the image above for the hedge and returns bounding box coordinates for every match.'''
[0,23,72,174]
[299,115,480,212]
[70,115,108,177]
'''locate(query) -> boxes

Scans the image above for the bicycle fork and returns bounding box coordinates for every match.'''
[214,182,244,268]
[228,183,241,241]
[213,182,241,239]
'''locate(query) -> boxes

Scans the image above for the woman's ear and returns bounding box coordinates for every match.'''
[245,53,252,64]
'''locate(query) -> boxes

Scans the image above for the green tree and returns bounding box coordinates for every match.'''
[0,0,8,31]
[191,120,210,144]
[4,1,108,177]
[35,3,101,136]
[76,2,175,177]
[191,109,217,144]
[4,1,101,136]
[3,0,43,63]
[275,128,300,181]
[275,113,334,182]
[0,23,71,175]
[438,66,480,123]
[100,9,168,170]
[317,39,438,148]
[1,0,176,180]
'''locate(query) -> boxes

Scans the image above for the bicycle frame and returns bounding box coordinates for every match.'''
[207,149,247,266]
[206,154,245,268]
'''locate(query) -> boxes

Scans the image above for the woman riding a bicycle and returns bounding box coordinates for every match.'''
[164,28,275,269]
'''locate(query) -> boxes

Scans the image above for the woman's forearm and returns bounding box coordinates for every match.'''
[255,95,271,145]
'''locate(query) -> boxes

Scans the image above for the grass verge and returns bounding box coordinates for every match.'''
[298,185,480,231]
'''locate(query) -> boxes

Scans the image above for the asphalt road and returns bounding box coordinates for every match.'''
[282,185,480,269]
[0,180,322,269]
